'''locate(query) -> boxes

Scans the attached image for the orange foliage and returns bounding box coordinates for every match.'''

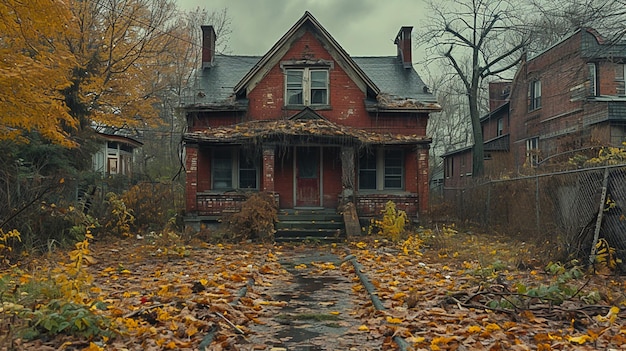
[0,0,78,146]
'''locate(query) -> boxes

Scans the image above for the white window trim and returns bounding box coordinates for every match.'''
[526,137,539,167]
[529,80,542,111]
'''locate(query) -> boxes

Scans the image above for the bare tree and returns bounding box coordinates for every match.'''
[527,0,626,52]
[425,68,475,167]
[138,6,232,179]
[419,0,528,177]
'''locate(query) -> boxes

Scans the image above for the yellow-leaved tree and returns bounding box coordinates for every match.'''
[0,0,78,146]
[65,0,182,131]
[0,0,184,145]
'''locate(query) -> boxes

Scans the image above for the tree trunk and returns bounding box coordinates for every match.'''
[468,85,484,177]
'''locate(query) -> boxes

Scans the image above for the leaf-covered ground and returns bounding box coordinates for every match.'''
[3,226,626,350]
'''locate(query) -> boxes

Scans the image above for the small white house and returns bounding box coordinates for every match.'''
[92,131,142,177]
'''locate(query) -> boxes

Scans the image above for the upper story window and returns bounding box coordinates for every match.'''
[588,63,598,96]
[444,157,453,179]
[616,63,625,96]
[285,68,329,106]
[529,79,542,111]
[497,117,504,136]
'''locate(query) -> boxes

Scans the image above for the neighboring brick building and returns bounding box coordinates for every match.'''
[442,82,512,190]
[442,28,626,196]
[182,12,440,229]
[510,28,626,169]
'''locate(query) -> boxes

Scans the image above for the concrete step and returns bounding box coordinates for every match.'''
[275,208,345,241]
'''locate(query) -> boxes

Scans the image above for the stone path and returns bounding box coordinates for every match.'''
[241,245,384,351]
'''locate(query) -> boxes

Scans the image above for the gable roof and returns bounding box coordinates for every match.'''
[183,12,439,111]
[233,11,379,98]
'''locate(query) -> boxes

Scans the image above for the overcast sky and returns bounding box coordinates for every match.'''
[176,0,429,57]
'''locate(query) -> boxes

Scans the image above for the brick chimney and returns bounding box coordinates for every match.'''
[488,81,512,111]
[394,26,413,68]
[201,25,216,68]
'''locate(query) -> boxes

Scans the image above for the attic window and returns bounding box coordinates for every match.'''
[284,68,329,107]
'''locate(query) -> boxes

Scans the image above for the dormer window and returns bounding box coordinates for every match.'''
[284,68,329,107]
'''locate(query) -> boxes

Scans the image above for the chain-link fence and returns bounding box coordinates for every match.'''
[442,165,626,262]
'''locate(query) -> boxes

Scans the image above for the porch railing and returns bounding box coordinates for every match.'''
[195,192,279,216]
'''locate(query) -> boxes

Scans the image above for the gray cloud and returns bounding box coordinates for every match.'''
[177,0,428,56]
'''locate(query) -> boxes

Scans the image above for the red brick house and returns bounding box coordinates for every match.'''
[442,27,626,195]
[442,82,512,191]
[510,28,626,169]
[182,12,440,231]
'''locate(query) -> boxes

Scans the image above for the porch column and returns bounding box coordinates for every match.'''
[185,144,198,212]
[340,146,355,203]
[416,145,430,213]
[262,145,275,192]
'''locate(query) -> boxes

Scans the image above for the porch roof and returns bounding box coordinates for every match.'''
[183,118,430,146]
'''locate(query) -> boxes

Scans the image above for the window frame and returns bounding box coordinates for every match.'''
[283,67,329,107]
[588,62,598,96]
[616,63,625,96]
[211,148,259,190]
[358,151,377,190]
[358,148,404,191]
[526,137,539,167]
[529,79,542,111]
[497,117,504,136]
[444,157,453,179]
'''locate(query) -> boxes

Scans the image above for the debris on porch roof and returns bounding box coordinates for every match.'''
[184,118,430,145]
[375,93,442,110]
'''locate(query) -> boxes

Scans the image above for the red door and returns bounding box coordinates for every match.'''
[295,147,320,207]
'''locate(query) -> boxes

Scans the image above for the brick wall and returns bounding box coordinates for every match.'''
[197,148,211,192]
[185,146,198,212]
[195,193,279,216]
[322,147,342,208]
[353,193,419,218]
[274,150,294,208]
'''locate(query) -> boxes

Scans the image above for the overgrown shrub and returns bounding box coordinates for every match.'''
[102,192,134,237]
[223,192,277,242]
[121,182,184,233]
[0,228,113,345]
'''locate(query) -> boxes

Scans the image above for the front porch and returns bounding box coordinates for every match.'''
[183,114,431,233]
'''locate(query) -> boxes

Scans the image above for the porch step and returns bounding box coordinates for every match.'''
[275,209,345,242]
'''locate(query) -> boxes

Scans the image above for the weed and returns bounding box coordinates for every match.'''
[0,229,21,265]
[369,201,407,242]
[21,300,112,340]
[103,192,134,237]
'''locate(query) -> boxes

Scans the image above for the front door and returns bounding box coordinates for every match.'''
[295,147,321,207]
